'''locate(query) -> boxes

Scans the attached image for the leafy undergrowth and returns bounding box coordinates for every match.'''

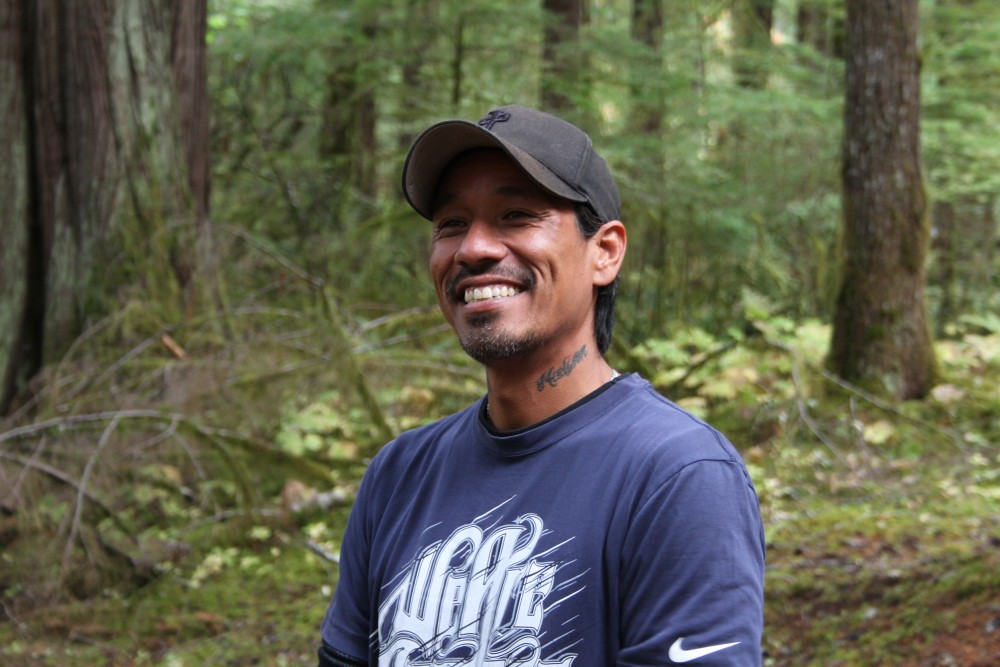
[1,311,997,666]
[0,511,347,666]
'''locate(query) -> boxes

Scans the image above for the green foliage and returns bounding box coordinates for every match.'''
[3,0,999,663]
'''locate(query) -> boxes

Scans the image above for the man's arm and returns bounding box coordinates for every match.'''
[619,459,765,666]
[318,457,380,664]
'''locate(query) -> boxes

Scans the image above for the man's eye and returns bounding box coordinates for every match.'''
[504,210,533,221]
[435,218,465,234]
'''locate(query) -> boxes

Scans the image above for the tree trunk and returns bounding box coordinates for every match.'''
[541,0,584,114]
[830,0,936,400]
[796,0,845,59]
[733,0,774,88]
[630,0,664,133]
[0,1,32,415]
[1,0,210,416]
[318,1,378,226]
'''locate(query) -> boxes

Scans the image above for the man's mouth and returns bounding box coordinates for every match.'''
[463,285,522,303]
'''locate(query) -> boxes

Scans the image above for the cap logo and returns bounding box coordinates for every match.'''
[478,109,511,131]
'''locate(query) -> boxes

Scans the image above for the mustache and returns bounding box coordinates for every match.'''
[447,264,535,297]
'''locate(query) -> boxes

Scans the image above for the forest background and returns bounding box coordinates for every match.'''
[1,0,998,665]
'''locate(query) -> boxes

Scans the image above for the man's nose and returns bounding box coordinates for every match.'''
[455,220,506,266]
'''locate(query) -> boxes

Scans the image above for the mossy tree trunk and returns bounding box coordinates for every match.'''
[541,0,585,115]
[318,0,378,232]
[630,0,663,134]
[796,0,845,59]
[733,0,774,88]
[0,0,209,416]
[830,0,936,400]
[0,1,32,416]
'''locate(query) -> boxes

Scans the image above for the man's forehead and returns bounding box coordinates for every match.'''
[430,151,556,212]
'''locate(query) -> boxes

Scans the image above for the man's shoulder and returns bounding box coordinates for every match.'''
[609,374,744,467]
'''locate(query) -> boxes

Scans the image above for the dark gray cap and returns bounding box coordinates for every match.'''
[402,104,621,223]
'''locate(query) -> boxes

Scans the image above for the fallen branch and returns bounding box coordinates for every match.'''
[62,415,123,582]
[763,338,969,456]
[788,356,853,471]
[0,450,132,538]
[306,539,340,565]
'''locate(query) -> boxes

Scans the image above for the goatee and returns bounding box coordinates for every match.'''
[459,314,542,363]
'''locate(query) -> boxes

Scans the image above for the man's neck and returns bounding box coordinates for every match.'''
[484,342,617,431]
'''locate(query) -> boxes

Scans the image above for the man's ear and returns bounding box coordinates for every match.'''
[591,220,626,287]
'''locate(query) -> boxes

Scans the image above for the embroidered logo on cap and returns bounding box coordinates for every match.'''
[478,109,511,131]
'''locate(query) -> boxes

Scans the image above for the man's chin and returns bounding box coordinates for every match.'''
[459,330,541,364]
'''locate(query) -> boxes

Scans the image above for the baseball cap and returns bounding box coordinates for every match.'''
[402,104,621,223]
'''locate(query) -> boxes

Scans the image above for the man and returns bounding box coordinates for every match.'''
[318,105,765,666]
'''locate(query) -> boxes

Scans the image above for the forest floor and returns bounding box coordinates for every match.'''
[1,327,997,666]
[3,430,998,666]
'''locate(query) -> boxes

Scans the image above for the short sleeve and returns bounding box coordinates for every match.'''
[618,460,765,666]
[319,465,377,661]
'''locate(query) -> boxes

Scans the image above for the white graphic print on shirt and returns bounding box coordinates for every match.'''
[377,500,580,666]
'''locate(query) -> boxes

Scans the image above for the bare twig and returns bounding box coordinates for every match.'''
[0,450,128,535]
[127,416,180,455]
[2,315,118,425]
[0,599,27,634]
[666,340,738,394]
[306,539,340,565]
[62,415,123,582]
[1,435,48,509]
[215,223,324,288]
[354,322,455,353]
[816,365,969,455]
[355,305,441,333]
[765,338,969,456]
[0,410,179,445]
[788,358,853,470]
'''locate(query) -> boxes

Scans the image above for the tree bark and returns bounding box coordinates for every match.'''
[1,0,210,416]
[541,0,584,113]
[0,1,31,415]
[630,0,663,133]
[830,0,936,400]
[796,0,845,59]
[318,1,378,225]
[733,0,774,88]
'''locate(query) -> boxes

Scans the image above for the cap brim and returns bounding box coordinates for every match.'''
[402,120,586,220]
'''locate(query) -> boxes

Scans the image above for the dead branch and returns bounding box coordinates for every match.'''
[0,409,179,445]
[764,338,968,456]
[788,355,853,471]
[160,333,187,359]
[62,414,123,582]
[666,339,738,395]
[306,539,340,565]
[0,450,129,536]
[215,223,324,288]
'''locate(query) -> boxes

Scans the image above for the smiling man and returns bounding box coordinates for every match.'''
[317,105,765,666]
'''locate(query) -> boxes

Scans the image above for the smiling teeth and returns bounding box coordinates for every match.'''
[464,285,521,303]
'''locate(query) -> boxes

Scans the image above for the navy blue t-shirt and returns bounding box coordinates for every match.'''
[320,373,765,665]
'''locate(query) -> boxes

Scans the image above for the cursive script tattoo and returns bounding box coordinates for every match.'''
[536,345,587,392]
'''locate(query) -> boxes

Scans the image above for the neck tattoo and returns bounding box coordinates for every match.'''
[485,368,620,421]
[536,345,588,392]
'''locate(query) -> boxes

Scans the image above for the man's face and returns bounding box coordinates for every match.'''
[429,149,599,364]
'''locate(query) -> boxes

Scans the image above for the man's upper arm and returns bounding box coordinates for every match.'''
[618,459,765,666]
[319,466,378,662]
